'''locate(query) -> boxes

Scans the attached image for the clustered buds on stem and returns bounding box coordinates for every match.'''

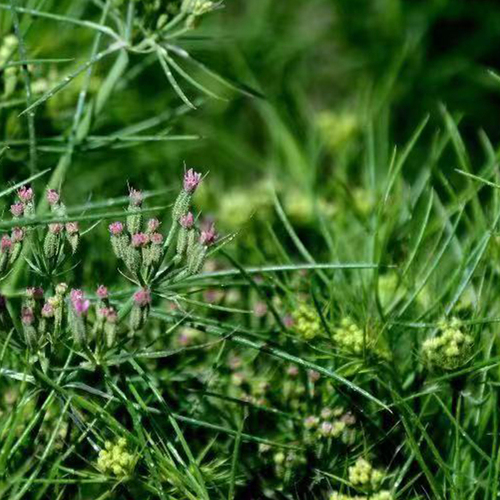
[130,288,152,332]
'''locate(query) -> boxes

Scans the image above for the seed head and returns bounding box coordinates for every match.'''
[18,185,34,203]
[133,288,151,307]
[46,189,60,205]
[109,221,124,236]
[183,168,202,193]
[180,212,195,229]
[10,202,24,218]
[131,233,149,248]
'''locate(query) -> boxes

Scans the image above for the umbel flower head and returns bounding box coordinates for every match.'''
[97,438,135,476]
[292,304,322,341]
[422,317,473,370]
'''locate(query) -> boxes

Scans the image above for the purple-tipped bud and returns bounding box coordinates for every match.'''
[183,169,202,193]
[18,185,34,203]
[1,235,12,253]
[133,288,151,307]
[46,189,60,205]
[41,302,55,318]
[65,222,79,235]
[70,290,89,316]
[147,218,160,232]
[283,314,295,328]
[131,233,149,248]
[199,222,217,246]
[104,307,118,324]
[254,301,268,318]
[26,287,44,300]
[150,232,163,245]
[48,223,63,235]
[10,203,24,218]
[21,306,35,325]
[11,227,24,243]
[129,188,143,207]
[109,221,124,236]
[180,212,194,229]
[96,285,108,299]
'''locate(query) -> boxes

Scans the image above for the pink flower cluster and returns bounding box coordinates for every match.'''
[129,188,143,207]
[180,212,194,229]
[109,222,124,236]
[199,222,217,246]
[70,289,90,316]
[183,169,202,193]
[133,288,151,307]
[46,189,60,206]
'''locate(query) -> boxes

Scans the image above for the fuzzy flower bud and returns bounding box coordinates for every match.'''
[49,223,63,235]
[150,233,163,245]
[133,288,151,307]
[21,306,35,325]
[1,235,12,253]
[128,188,143,207]
[199,222,217,247]
[109,221,124,236]
[18,185,34,203]
[41,302,55,318]
[147,218,160,233]
[96,285,109,300]
[131,233,149,248]
[180,212,195,229]
[11,227,24,243]
[46,189,60,205]
[55,283,68,296]
[26,287,44,300]
[10,202,24,218]
[183,168,202,193]
[65,222,79,235]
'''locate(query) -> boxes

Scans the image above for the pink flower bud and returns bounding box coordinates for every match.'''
[109,221,124,236]
[179,212,194,229]
[11,227,24,243]
[26,287,44,299]
[65,222,79,234]
[105,307,118,324]
[147,218,160,232]
[129,188,143,207]
[283,314,295,328]
[48,223,63,235]
[131,233,149,248]
[41,302,55,318]
[18,185,34,203]
[96,285,108,299]
[133,288,151,307]
[21,306,35,325]
[183,169,202,193]
[253,301,268,318]
[73,298,90,316]
[70,289,84,303]
[287,365,299,377]
[46,189,60,205]
[199,222,217,246]
[150,232,163,245]
[10,203,24,218]
[1,235,12,253]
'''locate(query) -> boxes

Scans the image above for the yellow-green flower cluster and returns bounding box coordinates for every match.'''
[333,318,371,354]
[97,438,135,476]
[292,304,322,341]
[329,492,393,500]
[316,110,358,153]
[349,457,384,489]
[303,407,357,445]
[422,317,473,370]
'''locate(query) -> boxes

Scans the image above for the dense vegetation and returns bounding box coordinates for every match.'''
[1,1,500,499]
